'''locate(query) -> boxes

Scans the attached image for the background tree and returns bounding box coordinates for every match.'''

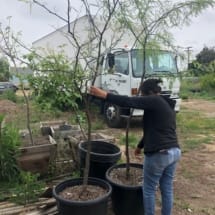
[196,46,215,64]
[0,22,35,145]
[0,57,10,81]
[188,46,215,76]
[26,49,83,111]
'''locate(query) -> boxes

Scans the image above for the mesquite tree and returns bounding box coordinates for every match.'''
[116,0,215,177]
[24,0,122,188]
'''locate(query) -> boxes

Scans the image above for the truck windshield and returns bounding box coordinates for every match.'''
[131,49,177,77]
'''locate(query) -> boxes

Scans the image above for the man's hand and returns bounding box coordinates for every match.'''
[90,86,107,99]
[134,147,142,157]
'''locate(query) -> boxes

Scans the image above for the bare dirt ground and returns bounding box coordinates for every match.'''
[171,99,215,215]
[0,98,215,215]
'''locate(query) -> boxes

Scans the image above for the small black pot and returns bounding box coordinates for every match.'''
[79,140,121,179]
[53,177,112,215]
[106,163,144,215]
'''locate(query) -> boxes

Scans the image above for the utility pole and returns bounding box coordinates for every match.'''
[184,46,193,68]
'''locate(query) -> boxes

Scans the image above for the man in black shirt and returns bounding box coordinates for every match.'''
[90,78,181,215]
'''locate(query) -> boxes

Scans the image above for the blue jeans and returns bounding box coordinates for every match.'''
[143,147,181,215]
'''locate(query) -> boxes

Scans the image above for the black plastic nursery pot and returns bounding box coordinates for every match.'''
[106,163,144,215]
[53,177,112,215]
[79,140,121,179]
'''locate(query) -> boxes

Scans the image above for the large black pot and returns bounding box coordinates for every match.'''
[53,177,112,215]
[106,163,144,215]
[79,140,121,179]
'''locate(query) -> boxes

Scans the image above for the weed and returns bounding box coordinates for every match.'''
[119,133,140,148]
[12,171,45,204]
[0,115,22,181]
[174,196,192,211]
[177,109,215,151]
[0,90,17,102]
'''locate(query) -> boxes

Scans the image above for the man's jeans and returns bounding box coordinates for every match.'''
[143,147,181,215]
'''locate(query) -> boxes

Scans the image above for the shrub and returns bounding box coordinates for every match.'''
[0,115,22,181]
[200,73,215,91]
[0,90,17,102]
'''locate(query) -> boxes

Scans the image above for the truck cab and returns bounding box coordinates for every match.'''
[95,48,181,128]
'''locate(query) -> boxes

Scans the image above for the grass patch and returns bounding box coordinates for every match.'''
[177,109,215,151]
[174,197,193,211]
[118,133,140,148]
[177,110,215,134]
[180,76,215,101]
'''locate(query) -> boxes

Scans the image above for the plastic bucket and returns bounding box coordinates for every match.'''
[79,140,121,179]
[106,163,144,215]
[53,177,112,215]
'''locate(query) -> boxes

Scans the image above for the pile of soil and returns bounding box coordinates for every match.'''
[0,99,18,115]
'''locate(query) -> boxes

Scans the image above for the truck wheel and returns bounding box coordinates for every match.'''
[104,103,123,128]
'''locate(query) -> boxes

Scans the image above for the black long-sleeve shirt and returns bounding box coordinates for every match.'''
[106,93,179,154]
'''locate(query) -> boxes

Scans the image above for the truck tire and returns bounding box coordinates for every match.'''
[104,102,123,128]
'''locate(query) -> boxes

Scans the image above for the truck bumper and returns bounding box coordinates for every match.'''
[173,98,181,112]
[130,97,181,117]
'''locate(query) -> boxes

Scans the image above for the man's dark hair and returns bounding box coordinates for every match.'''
[141,78,162,95]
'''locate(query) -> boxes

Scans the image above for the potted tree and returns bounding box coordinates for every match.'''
[24,1,124,214]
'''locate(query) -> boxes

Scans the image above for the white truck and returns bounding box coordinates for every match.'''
[93,47,181,128]
[32,16,181,128]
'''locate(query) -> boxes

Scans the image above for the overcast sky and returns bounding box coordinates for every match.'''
[1,0,215,59]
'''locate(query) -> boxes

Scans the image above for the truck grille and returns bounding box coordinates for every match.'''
[161,90,171,97]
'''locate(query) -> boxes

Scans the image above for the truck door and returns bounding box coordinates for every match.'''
[100,51,131,128]
[101,51,130,95]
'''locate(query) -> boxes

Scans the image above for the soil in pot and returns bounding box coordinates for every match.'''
[53,177,112,215]
[106,163,144,215]
[79,140,121,179]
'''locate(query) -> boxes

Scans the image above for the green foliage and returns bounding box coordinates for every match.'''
[25,51,84,111]
[0,90,17,102]
[0,115,22,182]
[177,110,215,134]
[71,111,86,127]
[189,46,215,76]
[12,171,45,204]
[0,172,45,204]
[180,77,202,97]
[180,74,215,100]
[177,110,215,151]
[196,46,215,64]
[200,73,215,91]
[71,170,81,179]
[188,60,215,76]
[117,0,215,50]
[0,57,10,81]
[119,133,140,148]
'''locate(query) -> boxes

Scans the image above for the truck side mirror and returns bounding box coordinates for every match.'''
[107,53,115,69]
